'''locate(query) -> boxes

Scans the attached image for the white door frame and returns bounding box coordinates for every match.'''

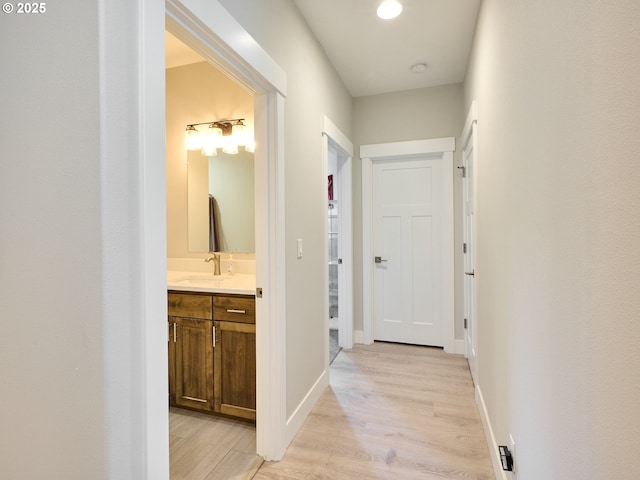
[165,0,287,463]
[361,138,456,352]
[461,101,478,380]
[322,116,354,351]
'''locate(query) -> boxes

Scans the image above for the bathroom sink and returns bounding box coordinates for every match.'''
[173,275,230,285]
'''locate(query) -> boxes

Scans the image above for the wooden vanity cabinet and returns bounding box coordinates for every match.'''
[214,295,256,421]
[168,291,256,421]
[168,292,215,412]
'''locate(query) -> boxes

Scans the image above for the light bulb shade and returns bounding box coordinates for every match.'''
[222,135,239,154]
[201,144,217,157]
[203,124,223,151]
[232,121,246,146]
[184,125,202,150]
[245,138,256,153]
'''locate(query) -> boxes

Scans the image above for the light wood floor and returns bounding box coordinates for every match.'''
[170,407,262,480]
[254,342,495,480]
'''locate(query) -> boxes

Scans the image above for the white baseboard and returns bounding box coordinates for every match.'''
[476,385,508,480]
[354,329,364,344]
[454,339,465,354]
[283,368,329,448]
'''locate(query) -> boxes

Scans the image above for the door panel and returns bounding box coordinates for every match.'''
[411,215,433,329]
[373,157,444,346]
[380,215,402,324]
[463,123,478,382]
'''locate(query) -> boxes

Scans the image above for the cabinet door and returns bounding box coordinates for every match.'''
[214,320,256,420]
[174,317,215,412]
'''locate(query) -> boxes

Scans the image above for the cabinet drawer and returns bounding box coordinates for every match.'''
[168,292,213,319]
[213,295,255,323]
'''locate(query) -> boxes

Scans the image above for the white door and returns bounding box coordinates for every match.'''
[372,156,447,346]
[463,123,478,381]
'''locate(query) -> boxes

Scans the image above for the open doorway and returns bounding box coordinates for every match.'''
[327,144,340,362]
[165,31,261,478]
[322,117,354,361]
[163,0,288,466]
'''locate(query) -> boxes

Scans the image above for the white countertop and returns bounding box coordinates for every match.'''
[167,271,256,295]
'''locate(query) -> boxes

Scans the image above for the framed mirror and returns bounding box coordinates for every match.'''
[187,149,255,253]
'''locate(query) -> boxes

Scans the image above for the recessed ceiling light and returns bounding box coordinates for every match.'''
[411,63,427,73]
[377,0,403,20]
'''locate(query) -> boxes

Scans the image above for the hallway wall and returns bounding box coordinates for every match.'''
[0,1,107,478]
[218,0,353,421]
[464,0,640,478]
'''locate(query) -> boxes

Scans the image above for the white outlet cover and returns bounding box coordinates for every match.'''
[509,434,517,478]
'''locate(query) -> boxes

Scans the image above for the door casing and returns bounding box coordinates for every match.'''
[361,138,456,352]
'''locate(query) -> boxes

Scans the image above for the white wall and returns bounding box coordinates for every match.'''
[352,84,465,340]
[218,0,353,418]
[465,0,640,478]
[0,2,105,478]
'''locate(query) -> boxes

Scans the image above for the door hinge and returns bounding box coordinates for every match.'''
[457,165,466,178]
[464,318,468,329]
[256,287,263,298]
[463,243,467,254]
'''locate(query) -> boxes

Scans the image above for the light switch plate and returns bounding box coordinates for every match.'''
[297,238,303,259]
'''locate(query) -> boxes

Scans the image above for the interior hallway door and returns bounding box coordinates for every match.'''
[462,111,478,382]
[372,156,449,346]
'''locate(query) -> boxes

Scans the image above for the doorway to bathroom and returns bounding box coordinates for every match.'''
[163,0,287,467]
[165,31,262,478]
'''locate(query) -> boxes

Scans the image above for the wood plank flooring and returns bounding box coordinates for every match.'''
[253,342,494,480]
[170,407,262,479]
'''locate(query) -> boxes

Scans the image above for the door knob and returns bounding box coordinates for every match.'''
[375,256,388,264]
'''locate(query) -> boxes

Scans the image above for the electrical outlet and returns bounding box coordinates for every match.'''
[509,434,517,478]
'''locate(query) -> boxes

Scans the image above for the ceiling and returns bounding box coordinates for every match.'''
[165,31,205,69]
[166,0,481,98]
[293,0,481,97]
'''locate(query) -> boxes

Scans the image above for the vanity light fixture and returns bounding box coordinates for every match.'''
[184,118,252,156]
[377,0,403,20]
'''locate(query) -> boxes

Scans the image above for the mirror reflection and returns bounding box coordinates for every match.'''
[187,149,255,253]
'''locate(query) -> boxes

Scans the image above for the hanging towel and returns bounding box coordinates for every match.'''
[209,195,220,252]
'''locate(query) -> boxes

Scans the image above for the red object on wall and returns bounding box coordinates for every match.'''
[328,174,333,201]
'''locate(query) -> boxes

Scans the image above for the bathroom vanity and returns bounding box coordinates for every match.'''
[167,272,256,421]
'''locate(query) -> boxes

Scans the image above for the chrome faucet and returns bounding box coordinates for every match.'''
[204,253,221,276]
